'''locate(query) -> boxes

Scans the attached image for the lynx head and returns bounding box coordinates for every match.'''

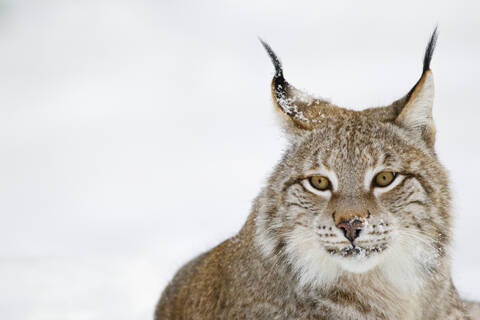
[255,29,451,290]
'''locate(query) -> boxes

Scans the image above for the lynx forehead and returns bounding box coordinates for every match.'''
[156,30,480,319]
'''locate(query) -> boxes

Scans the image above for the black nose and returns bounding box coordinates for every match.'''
[336,219,364,242]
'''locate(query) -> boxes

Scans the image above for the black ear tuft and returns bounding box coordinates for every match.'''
[259,38,285,83]
[423,27,438,72]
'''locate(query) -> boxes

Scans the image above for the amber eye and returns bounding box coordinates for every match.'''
[308,176,331,191]
[373,171,397,187]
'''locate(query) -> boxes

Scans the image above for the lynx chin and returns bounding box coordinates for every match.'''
[155,29,480,319]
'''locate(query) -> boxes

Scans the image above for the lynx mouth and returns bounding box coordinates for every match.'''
[326,243,388,258]
[324,243,390,273]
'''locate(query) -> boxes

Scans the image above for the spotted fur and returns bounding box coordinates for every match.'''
[155,31,479,319]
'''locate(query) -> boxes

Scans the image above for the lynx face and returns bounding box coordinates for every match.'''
[256,32,451,289]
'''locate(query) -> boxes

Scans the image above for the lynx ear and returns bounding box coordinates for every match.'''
[363,28,438,148]
[395,28,438,148]
[395,70,435,147]
[260,39,331,133]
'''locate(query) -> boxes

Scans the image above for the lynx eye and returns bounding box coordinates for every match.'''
[373,171,397,187]
[308,176,331,191]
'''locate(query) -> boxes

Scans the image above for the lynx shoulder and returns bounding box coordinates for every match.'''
[155,29,480,320]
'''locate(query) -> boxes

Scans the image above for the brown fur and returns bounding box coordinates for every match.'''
[155,34,479,319]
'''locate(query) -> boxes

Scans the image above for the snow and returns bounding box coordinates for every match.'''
[0,0,479,319]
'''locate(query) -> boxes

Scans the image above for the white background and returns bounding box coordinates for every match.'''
[0,0,479,319]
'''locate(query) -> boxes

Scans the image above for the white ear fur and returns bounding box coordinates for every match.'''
[395,71,435,147]
[270,81,315,130]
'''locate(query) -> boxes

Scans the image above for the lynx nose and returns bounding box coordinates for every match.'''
[336,219,364,242]
[333,209,368,242]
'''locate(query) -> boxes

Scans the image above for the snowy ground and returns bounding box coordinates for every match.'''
[0,1,479,319]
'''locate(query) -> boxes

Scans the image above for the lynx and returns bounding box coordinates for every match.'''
[155,30,480,319]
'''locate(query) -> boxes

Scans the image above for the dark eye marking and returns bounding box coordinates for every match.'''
[281,177,305,192]
[285,202,314,210]
[383,174,415,192]
[405,200,427,207]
